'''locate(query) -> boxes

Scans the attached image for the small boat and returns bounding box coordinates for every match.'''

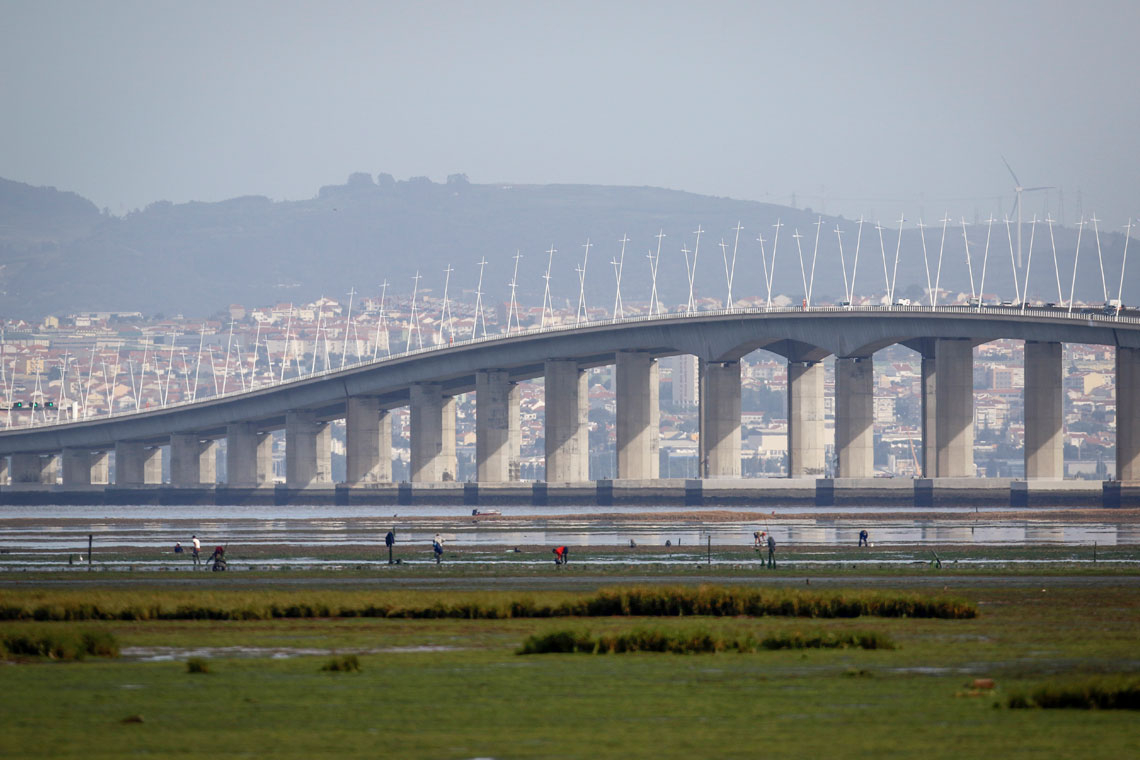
[471,508,502,516]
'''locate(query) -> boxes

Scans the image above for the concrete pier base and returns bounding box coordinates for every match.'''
[699,359,741,478]
[0,477,1116,508]
[410,383,457,482]
[1011,479,1098,507]
[285,411,332,488]
[544,360,588,482]
[788,360,825,477]
[835,356,874,478]
[934,338,974,478]
[1118,347,1140,481]
[475,371,520,483]
[345,397,392,484]
[615,351,659,480]
[226,423,273,487]
[1024,341,1063,479]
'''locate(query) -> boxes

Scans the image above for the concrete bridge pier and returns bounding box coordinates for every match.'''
[345,397,392,484]
[545,360,588,482]
[1118,346,1140,480]
[170,434,217,486]
[788,360,825,477]
[699,359,741,478]
[285,411,332,488]
[11,453,50,484]
[226,423,273,487]
[114,442,162,486]
[475,371,520,482]
[615,351,659,479]
[410,383,457,482]
[91,451,110,485]
[10,453,38,483]
[835,356,874,478]
[921,350,937,477]
[934,338,974,477]
[61,448,93,485]
[1024,341,1063,479]
[41,455,59,485]
[0,456,8,485]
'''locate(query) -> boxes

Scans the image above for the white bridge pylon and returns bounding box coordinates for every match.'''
[1,211,1136,430]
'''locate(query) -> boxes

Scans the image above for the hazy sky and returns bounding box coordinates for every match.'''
[3,0,1138,224]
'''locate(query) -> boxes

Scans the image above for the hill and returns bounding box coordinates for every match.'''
[0,173,1131,319]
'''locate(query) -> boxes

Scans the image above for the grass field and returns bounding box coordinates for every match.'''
[1,569,1138,759]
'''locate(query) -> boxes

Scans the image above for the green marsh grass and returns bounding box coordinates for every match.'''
[0,585,976,622]
[1008,677,1140,710]
[1,627,118,660]
[518,627,895,654]
[0,582,1137,759]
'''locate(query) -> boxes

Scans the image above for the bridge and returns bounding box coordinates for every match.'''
[0,303,1137,507]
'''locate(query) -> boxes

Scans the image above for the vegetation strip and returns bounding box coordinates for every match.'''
[1,629,119,660]
[518,628,895,654]
[0,586,976,621]
[1008,678,1140,710]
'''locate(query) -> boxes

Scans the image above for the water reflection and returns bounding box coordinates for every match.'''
[0,514,1133,555]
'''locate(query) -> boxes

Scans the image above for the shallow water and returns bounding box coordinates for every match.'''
[0,503,1136,568]
[0,504,1079,520]
[1,517,1135,552]
[120,645,462,662]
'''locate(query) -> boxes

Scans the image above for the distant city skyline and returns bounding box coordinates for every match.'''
[2,1,1138,224]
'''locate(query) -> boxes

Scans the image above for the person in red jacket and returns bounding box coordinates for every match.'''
[552,546,568,566]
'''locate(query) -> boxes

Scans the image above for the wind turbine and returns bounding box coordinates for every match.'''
[1002,156,1053,268]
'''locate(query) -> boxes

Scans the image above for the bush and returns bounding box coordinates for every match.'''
[186,657,210,674]
[518,628,894,655]
[1,629,119,660]
[1008,678,1140,710]
[759,631,895,650]
[518,631,597,654]
[79,630,120,658]
[321,654,361,672]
